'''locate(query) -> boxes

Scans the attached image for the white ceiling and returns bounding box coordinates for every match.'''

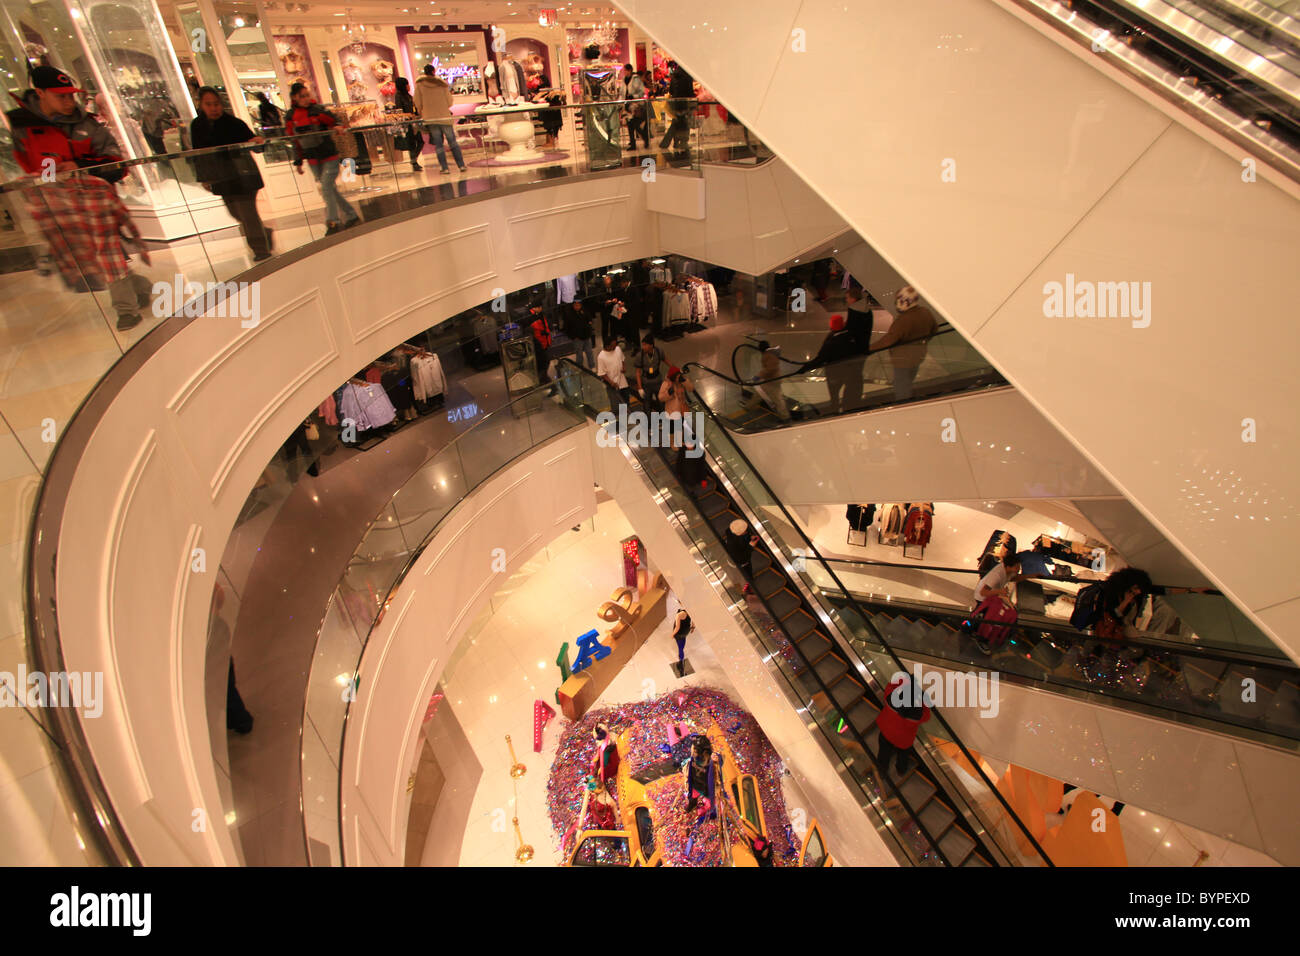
[158,0,632,30]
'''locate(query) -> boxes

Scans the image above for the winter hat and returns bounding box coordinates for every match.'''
[895,285,920,312]
[729,519,748,536]
[829,314,845,331]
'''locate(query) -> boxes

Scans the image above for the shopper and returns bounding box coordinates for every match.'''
[875,674,931,776]
[634,335,667,411]
[671,605,692,672]
[973,550,1022,605]
[285,82,360,235]
[659,365,694,417]
[413,64,467,174]
[530,309,553,384]
[190,87,273,262]
[724,518,758,578]
[7,65,154,330]
[392,76,423,171]
[281,419,320,480]
[255,91,282,135]
[529,74,565,148]
[621,64,649,149]
[660,61,695,159]
[675,437,707,492]
[596,337,630,405]
[844,283,876,352]
[803,314,861,414]
[563,299,594,370]
[615,275,643,348]
[871,285,937,401]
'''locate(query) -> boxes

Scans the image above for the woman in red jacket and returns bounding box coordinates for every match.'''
[875,675,931,776]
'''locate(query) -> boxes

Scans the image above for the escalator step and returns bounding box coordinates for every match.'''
[767,589,800,619]
[754,567,786,594]
[796,630,833,660]
[698,495,730,518]
[962,851,992,867]
[813,654,848,686]
[784,611,818,641]
[846,700,879,735]
[898,772,935,808]
[751,551,774,574]
[885,616,914,643]
[938,828,977,867]
[919,799,956,837]
[830,674,865,711]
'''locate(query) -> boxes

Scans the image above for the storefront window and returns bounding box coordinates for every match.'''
[174,2,220,91]
[409,38,481,98]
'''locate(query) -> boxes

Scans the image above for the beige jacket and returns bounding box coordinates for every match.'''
[413,74,454,123]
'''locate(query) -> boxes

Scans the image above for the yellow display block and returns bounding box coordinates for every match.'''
[557,574,669,721]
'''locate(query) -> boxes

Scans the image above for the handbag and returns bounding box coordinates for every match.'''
[304,421,320,441]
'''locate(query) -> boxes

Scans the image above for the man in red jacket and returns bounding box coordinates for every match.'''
[7,66,153,330]
[284,82,360,235]
[876,674,931,776]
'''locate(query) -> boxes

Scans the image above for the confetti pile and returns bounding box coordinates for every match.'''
[546,686,802,866]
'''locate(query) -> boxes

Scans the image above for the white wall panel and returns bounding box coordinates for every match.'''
[342,430,595,865]
[731,388,1117,504]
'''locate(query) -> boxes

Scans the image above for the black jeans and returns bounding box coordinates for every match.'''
[627,109,649,148]
[877,735,915,776]
[222,191,271,257]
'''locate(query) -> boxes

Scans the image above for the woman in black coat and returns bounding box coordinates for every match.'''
[190,87,272,261]
[392,77,423,170]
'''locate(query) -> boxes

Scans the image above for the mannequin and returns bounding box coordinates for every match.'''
[578,43,620,165]
[498,55,525,104]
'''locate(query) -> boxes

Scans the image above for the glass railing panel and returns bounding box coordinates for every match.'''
[388,441,469,556]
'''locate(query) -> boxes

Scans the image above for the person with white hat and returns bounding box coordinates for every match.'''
[871,285,938,401]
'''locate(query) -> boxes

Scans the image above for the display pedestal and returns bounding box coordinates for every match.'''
[498,116,542,161]
[671,658,694,678]
[125,183,240,241]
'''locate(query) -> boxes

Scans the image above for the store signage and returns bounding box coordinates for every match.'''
[533,699,556,752]
[556,577,669,721]
[570,628,609,675]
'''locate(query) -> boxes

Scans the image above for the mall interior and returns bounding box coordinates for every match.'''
[0,0,1298,869]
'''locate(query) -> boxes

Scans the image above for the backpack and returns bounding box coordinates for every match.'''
[963,596,1017,650]
[1070,583,1105,631]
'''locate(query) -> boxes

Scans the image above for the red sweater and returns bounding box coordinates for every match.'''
[876,678,931,748]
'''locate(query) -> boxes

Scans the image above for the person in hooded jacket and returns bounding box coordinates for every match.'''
[190,87,272,261]
[413,65,466,174]
[7,65,154,330]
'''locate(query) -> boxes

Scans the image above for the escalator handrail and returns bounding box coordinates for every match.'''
[653,373,1056,864]
[690,323,961,389]
[829,582,1299,674]
[559,360,967,864]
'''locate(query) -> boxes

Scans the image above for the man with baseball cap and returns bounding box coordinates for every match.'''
[7,65,153,331]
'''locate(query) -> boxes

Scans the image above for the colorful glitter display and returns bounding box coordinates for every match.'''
[546,686,802,866]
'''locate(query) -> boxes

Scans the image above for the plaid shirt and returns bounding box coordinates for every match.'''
[25,174,136,288]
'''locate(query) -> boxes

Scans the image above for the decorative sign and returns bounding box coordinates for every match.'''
[447,401,480,423]
[621,535,642,589]
[571,628,610,675]
[533,699,556,752]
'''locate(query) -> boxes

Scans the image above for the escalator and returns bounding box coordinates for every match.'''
[558,359,1055,866]
[809,556,1300,743]
[686,324,1120,504]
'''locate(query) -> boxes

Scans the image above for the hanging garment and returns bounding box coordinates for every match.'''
[846,504,876,532]
[365,367,384,384]
[880,503,904,545]
[338,382,397,431]
[381,368,415,412]
[410,354,446,401]
[317,393,338,426]
[649,264,672,285]
[663,290,691,325]
[903,505,933,547]
[556,273,578,304]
